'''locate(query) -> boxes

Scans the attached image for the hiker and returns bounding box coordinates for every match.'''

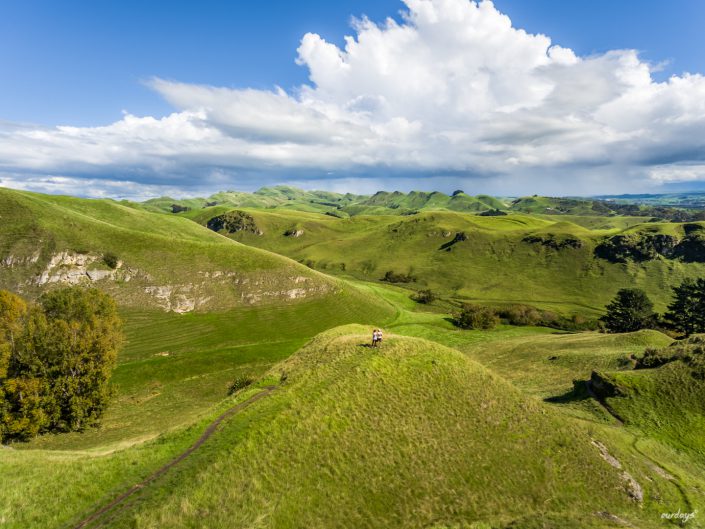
[377,329,384,346]
[372,329,379,347]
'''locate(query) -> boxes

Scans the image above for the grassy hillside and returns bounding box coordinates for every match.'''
[598,338,705,456]
[194,207,705,314]
[24,291,395,452]
[82,326,657,529]
[3,288,702,528]
[0,187,387,313]
[0,186,396,447]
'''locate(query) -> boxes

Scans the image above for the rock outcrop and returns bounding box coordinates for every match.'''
[595,234,678,262]
[284,228,305,238]
[34,251,131,286]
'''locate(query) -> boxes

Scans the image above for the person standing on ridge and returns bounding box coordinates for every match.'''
[372,329,379,347]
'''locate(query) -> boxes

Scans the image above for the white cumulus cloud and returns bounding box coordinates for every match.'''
[3,0,705,198]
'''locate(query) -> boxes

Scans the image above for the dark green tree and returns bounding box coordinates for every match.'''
[601,288,656,333]
[664,278,705,336]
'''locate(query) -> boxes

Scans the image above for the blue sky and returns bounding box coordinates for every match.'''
[2,0,705,198]
[3,0,704,126]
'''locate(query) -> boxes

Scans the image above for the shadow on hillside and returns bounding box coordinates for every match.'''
[544,380,591,404]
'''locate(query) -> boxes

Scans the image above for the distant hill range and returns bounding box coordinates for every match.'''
[142,185,705,222]
[594,192,705,209]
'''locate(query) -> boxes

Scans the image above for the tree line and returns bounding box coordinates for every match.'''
[0,287,122,442]
[451,278,705,336]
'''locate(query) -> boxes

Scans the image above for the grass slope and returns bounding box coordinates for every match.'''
[197,207,705,314]
[0,187,385,312]
[97,326,650,529]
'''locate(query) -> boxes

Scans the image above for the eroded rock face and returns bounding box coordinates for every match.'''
[34,252,129,286]
[207,211,263,235]
[589,371,623,398]
[591,440,643,503]
[1,252,41,267]
[594,234,678,263]
[284,229,304,238]
[143,285,207,313]
[237,275,332,305]
[595,232,705,263]
[673,234,705,262]
[14,252,332,314]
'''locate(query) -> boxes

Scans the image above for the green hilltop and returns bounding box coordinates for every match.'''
[65,327,666,529]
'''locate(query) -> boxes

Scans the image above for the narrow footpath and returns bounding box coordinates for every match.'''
[72,386,277,529]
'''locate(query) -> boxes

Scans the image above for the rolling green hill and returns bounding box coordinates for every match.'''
[143,186,705,222]
[194,207,705,314]
[0,186,395,449]
[0,187,391,313]
[75,326,661,529]
[3,185,705,529]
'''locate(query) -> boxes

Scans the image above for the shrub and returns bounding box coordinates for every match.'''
[478,209,507,217]
[228,376,254,395]
[495,303,599,331]
[454,304,499,330]
[381,270,416,283]
[170,204,190,214]
[636,335,705,375]
[411,289,436,304]
[103,252,119,269]
[497,304,548,326]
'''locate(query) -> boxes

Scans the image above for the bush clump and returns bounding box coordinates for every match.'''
[494,304,598,331]
[636,335,705,375]
[228,376,254,395]
[381,270,416,283]
[207,210,263,235]
[411,289,436,304]
[103,252,119,269]
[454,304,499,330]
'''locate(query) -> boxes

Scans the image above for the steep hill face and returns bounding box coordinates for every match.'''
[196,208,705,314]
[99,326,647,529]
[0,188,373,313]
